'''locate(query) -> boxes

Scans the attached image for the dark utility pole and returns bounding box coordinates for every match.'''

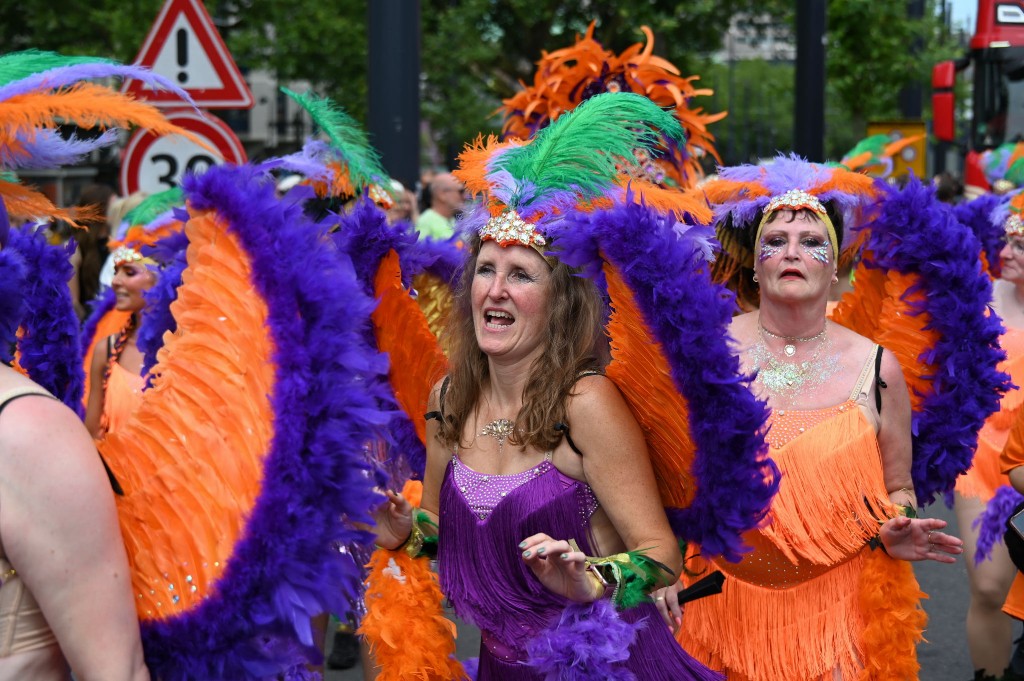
[901,0,925,118]
[368,1,420,190]
[794,0,826,161]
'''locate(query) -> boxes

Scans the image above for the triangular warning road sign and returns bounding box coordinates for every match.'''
[122,0,254,109]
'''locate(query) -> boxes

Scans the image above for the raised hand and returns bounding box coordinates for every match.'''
[372,489,414,550]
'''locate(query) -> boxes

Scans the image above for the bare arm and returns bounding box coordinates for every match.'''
[876,349,917,509]
[0,395,148,681]
[371,380,445,549]
[83,337,109,439]
[566,375,681,580]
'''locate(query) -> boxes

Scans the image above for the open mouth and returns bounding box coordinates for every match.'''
[485,310,515,329]
[780,269,805,280]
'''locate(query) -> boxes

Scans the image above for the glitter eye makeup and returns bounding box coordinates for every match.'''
[758,240,784,262]
[804,240,830,264]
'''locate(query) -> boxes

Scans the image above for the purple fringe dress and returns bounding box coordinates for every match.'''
[438,453,721,680]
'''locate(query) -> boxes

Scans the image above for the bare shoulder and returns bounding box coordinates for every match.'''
[566,374,636,432]
[0,393,94,468]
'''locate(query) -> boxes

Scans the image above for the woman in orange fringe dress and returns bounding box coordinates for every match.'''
[659,158,965,681]
[83,243,156,440]
[956,194,1024,681]
[987,199,1024,671]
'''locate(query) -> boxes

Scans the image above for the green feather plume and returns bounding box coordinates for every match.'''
[494,91,684,201]
[280,87,393,193]
[123,187,185,228]
[0,50,116,87]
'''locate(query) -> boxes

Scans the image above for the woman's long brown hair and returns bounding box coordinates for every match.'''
[436,234,606,452]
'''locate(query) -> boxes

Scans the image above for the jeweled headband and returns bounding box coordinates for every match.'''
[479,208,555,266]
[1007,212,1024,237]
[755,188,838,261]
[112,246,156,269]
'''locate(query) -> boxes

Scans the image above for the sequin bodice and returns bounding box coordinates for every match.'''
[767,402,857,449]
[451,453,599,521]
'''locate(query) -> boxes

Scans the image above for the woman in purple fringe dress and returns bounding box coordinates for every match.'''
[374,227,719,680]
[373,93,724,680]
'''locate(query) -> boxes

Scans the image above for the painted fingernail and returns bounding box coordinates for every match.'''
[560,553,568,560]
[518,541,527,548]
[523,550,531,558]
[537,547,546,555]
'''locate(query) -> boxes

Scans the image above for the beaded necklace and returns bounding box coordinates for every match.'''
[749,320,840,403]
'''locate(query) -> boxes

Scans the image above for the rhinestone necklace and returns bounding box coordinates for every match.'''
[480,418,516,455]
[758,319,828,357]
[749,322,839,401]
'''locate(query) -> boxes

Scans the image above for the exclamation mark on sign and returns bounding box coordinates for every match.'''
[176,28,188,84]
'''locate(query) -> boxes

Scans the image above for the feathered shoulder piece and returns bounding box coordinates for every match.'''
[457,90,709,250]
[829,177,1009,500]
[277,87,395,208]
[981,142,1024,191]
[0,50,194,225]
[838,133,924,177]
[954,192,1010,278]
[500,22,723,188]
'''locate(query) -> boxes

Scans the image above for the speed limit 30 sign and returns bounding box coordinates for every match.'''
[120,110,247,195]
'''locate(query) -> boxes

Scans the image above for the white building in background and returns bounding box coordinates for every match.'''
[711,15,795,64]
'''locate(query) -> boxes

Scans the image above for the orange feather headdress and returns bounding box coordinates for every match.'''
[500,22,724,189]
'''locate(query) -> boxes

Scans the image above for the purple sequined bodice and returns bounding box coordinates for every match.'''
[451,453,599,521]
[437,453,719,680]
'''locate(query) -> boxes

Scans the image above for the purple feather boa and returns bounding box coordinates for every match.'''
[331,197,465,481]
[860,177,1010,502]
[525,600,642,681]
[138,231,189,377]
[974,485,1024,564]
[79,287,116,355]
[953,193,1006,279]
[0,244,26,364]
[7,227,84,414]
[138,164,392,680]
[552,196,777,561]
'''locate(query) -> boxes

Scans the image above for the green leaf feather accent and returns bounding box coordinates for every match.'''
[493,91,684,203]
[0,50,115,87]
[588,547,674,610]
[123,187,185,228]
[280,87,393,193]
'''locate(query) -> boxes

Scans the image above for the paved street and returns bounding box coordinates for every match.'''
[328,500,1002,680]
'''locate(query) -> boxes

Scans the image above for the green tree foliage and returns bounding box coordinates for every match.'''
[826,0,961,131]
[0,0,961,168]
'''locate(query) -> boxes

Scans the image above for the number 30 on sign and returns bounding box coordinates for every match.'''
[120,110,247,195]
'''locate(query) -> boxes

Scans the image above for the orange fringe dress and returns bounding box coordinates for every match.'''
[956,328,1024,501]
[678,346,927,681]
[102,359,145,437]
[998,345,1024,619]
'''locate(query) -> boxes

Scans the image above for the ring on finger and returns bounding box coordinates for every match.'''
[655,596,665,601]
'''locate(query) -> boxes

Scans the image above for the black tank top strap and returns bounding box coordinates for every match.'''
[0,386,53,414]
[424,375,451,422]
[874,346,887,414]
[553,368,606,457]
[0,386,125,496]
